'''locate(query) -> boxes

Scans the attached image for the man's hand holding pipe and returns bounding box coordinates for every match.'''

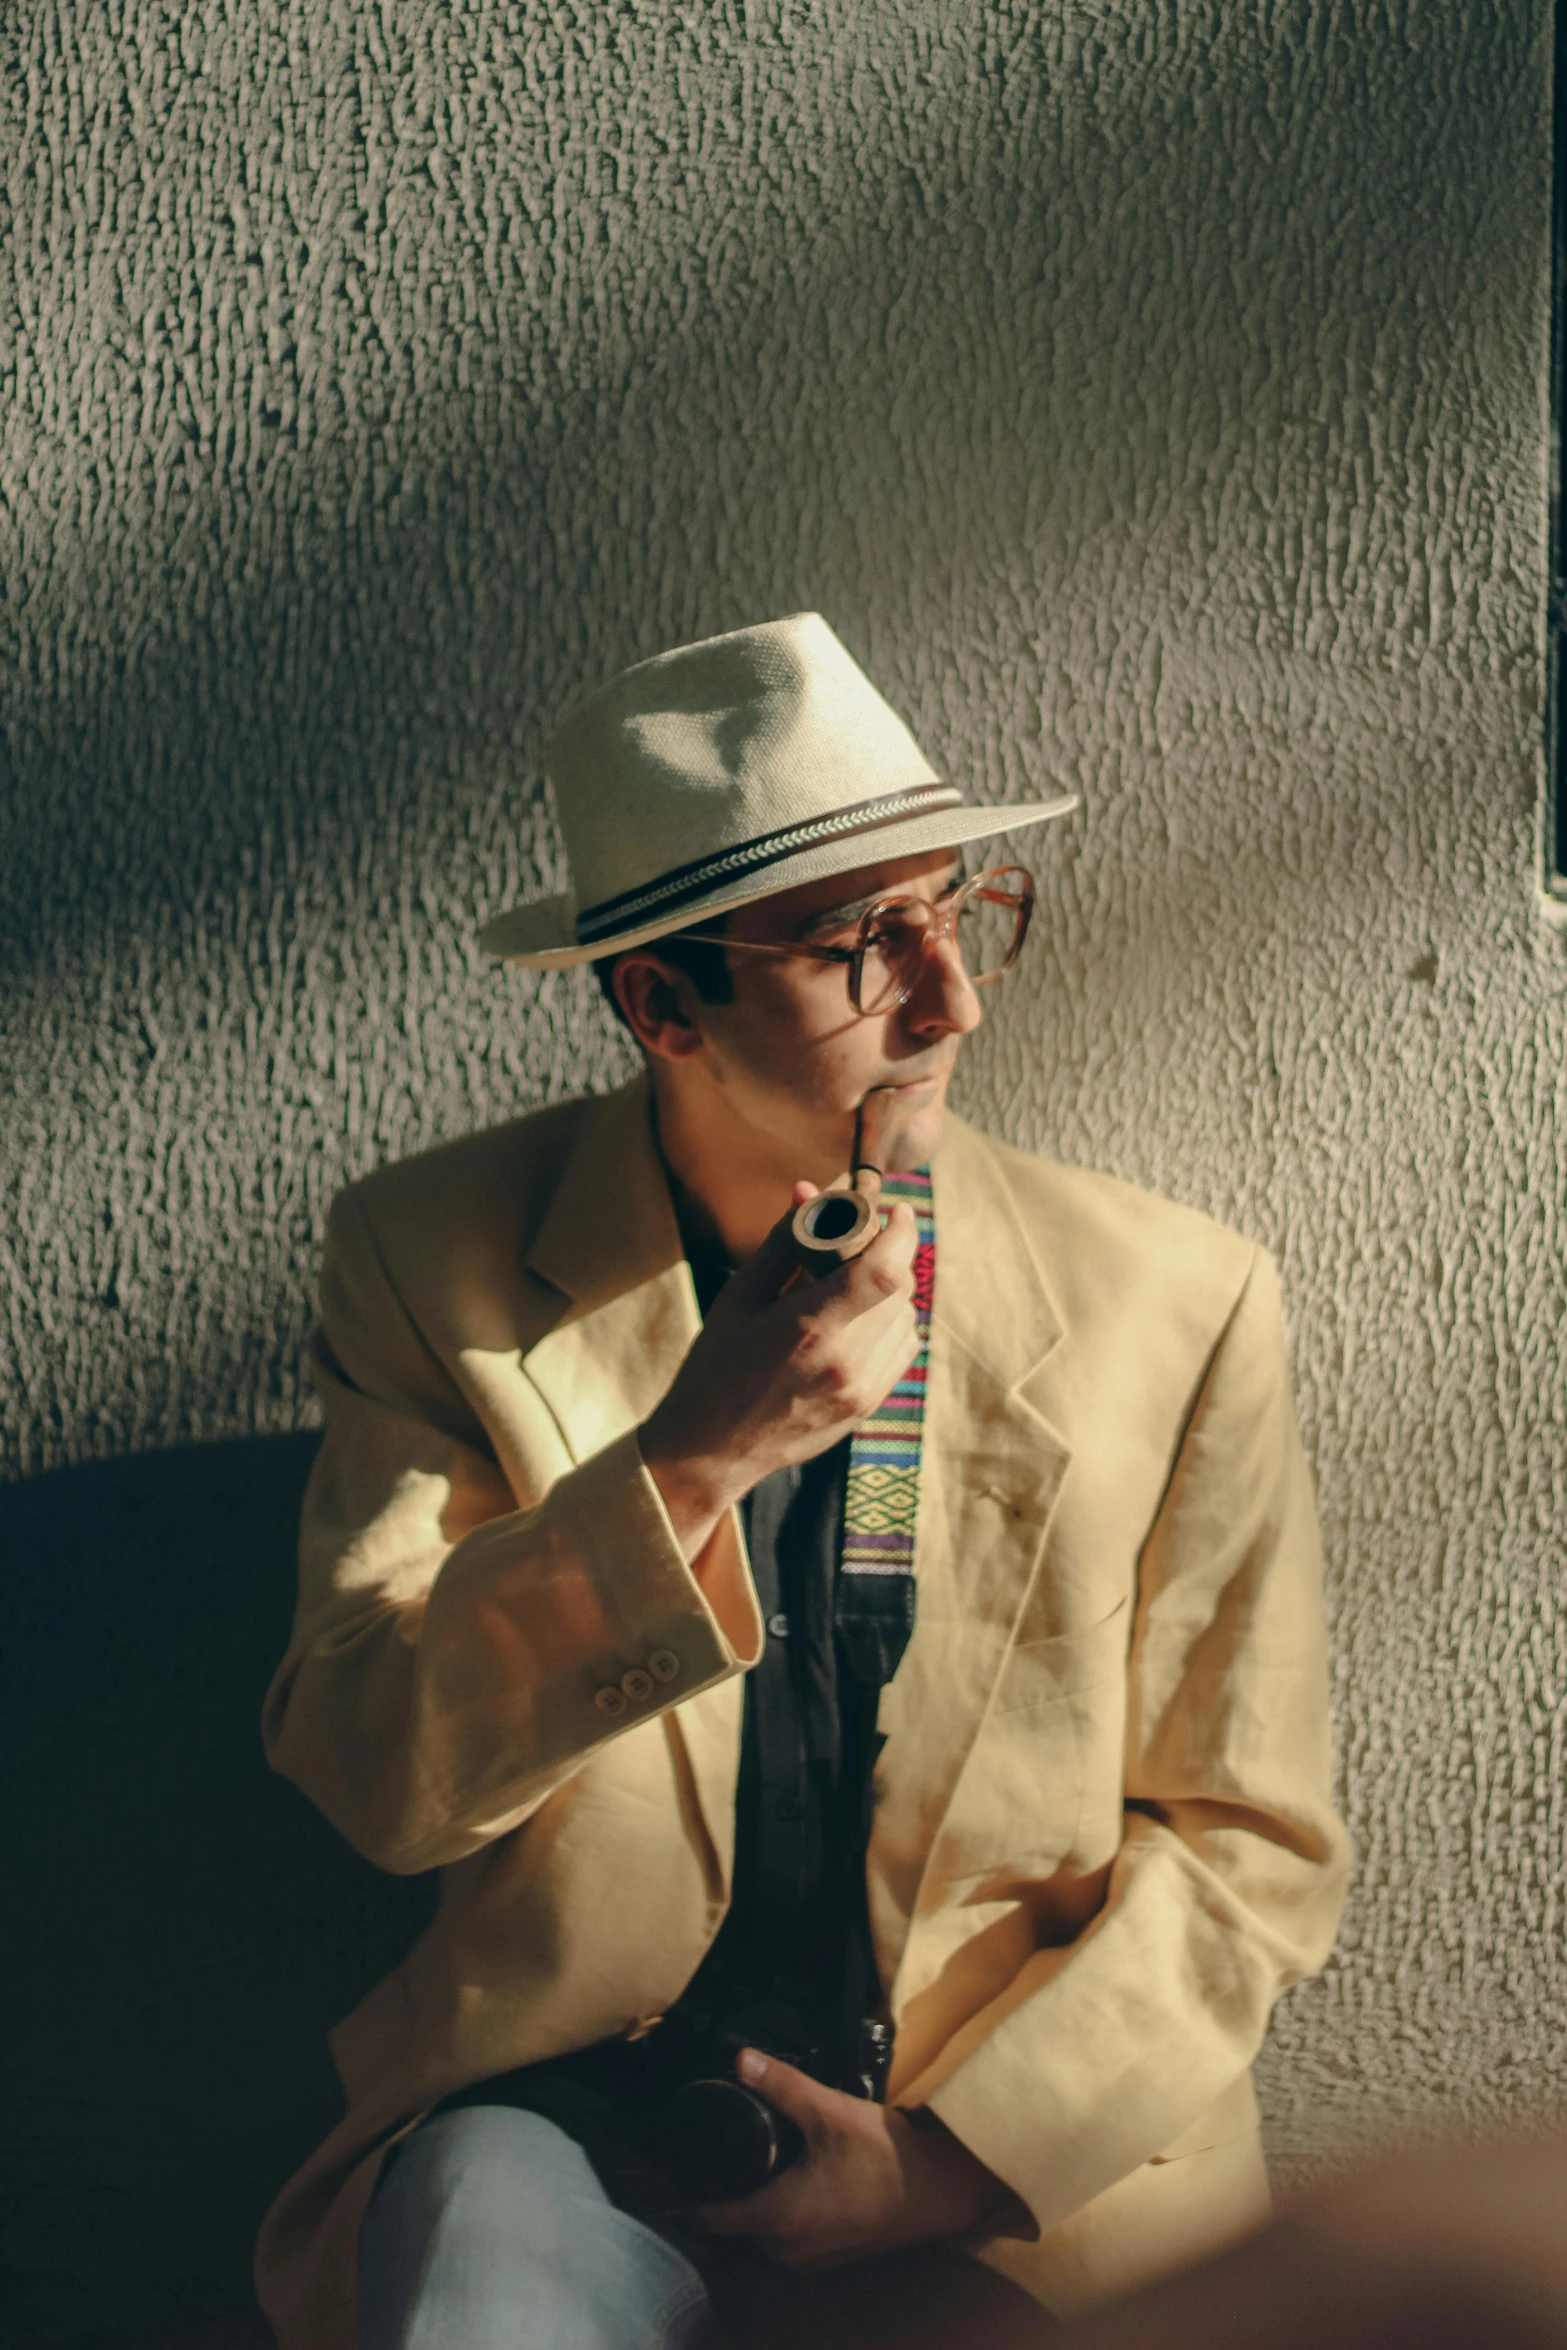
[638,1184,921,1567]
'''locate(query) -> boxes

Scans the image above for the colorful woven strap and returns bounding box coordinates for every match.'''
[834,1168,934,1688]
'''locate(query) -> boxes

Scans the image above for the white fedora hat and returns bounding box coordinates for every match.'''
[479,612,1078,966]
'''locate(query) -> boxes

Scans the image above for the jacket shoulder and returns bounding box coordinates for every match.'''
[962,1125,1266,1338]
[322,1094,603,1371]
[334,1094,594,1256]
[996,1135,1258,1264]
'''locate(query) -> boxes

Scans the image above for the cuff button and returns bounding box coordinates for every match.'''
[621,1667,654,1702]
[647,1648,680,1683]
[594,1686,629,1720]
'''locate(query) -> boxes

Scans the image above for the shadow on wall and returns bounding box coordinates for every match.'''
[6,1,1517,1492]
[0,5,1406,988]
[0,1433,435,2347]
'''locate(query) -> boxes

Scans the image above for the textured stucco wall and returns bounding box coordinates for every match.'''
[3,1,1564,2179]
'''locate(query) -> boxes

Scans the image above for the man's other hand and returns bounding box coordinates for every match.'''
[639,1189,920,1564]
[689,2049,1014,2271]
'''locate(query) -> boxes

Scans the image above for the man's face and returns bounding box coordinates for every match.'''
[660,848,987,1179]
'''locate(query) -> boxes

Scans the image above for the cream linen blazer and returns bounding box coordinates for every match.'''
[254,1079,1349,2346]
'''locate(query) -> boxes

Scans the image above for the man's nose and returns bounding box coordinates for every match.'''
[901,931,984,1039]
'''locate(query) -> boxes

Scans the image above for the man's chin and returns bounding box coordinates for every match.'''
[883,1088,949,1173]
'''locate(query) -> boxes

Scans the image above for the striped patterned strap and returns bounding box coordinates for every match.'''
[835,1169,934,1689]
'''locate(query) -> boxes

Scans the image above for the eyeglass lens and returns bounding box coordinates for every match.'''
[855,871,1030,1014]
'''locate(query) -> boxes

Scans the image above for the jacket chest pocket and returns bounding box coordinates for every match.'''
[920,1600,1130,1895]
[990,1594,1130,1717]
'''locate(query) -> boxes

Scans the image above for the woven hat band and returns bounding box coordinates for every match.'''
[574,782,964,946]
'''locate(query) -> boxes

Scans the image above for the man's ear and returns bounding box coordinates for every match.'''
[612,952,707,1061]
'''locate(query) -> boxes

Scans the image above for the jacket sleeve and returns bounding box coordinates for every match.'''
[261,1187,761,1876]
[919,1245,1351,2238]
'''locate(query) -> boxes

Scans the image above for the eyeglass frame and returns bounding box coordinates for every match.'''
[672,862,1037,1018]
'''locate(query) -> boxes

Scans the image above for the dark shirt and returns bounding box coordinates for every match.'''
[676,1245,870,2029]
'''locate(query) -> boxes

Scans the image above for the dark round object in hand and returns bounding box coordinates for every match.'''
[660,2077,807,2204]
[802,1193,863,1242]
[791,1183,879,1260]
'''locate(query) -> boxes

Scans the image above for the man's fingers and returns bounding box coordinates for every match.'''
[688,2054,834,2238]
[863,1196,918,1274]
[690,2184,789,2238]
[800,1202,918,1330]
[830,1317,919,1432]
[725,1196,818,1306]
[731,1195,916,1329]
[867,1307,924,1397]
[735,2048,834,2132]
[730,1178,879,1301]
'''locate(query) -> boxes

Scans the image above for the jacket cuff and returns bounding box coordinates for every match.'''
[921,2060,1062,2241]
[565,1428,763,1727]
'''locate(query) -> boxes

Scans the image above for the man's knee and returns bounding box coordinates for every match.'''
[374,2104,605,2240]
[359,2105,710,2350]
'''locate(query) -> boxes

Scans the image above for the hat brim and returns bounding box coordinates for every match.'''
[479,793,1079,966]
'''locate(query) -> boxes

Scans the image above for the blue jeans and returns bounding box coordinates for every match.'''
[358,2106,714,2350]
[358,2102,1053,2350]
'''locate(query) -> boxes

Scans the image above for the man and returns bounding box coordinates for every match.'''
[255,614,1350,2350]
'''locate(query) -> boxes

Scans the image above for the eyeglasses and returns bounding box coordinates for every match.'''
[679,863,1036,1018]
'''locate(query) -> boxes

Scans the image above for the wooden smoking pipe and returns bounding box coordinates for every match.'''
[790,1085,896,1268]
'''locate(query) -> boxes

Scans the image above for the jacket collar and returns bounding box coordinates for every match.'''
[524,1075,687,1318]
[928,1110,1066,1401]
[518,1079,701,1444]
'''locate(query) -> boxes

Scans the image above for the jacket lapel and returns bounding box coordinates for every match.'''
[522,1075,693,1403]
[872,1115,1074,1967]
[520,1077,746,1884]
